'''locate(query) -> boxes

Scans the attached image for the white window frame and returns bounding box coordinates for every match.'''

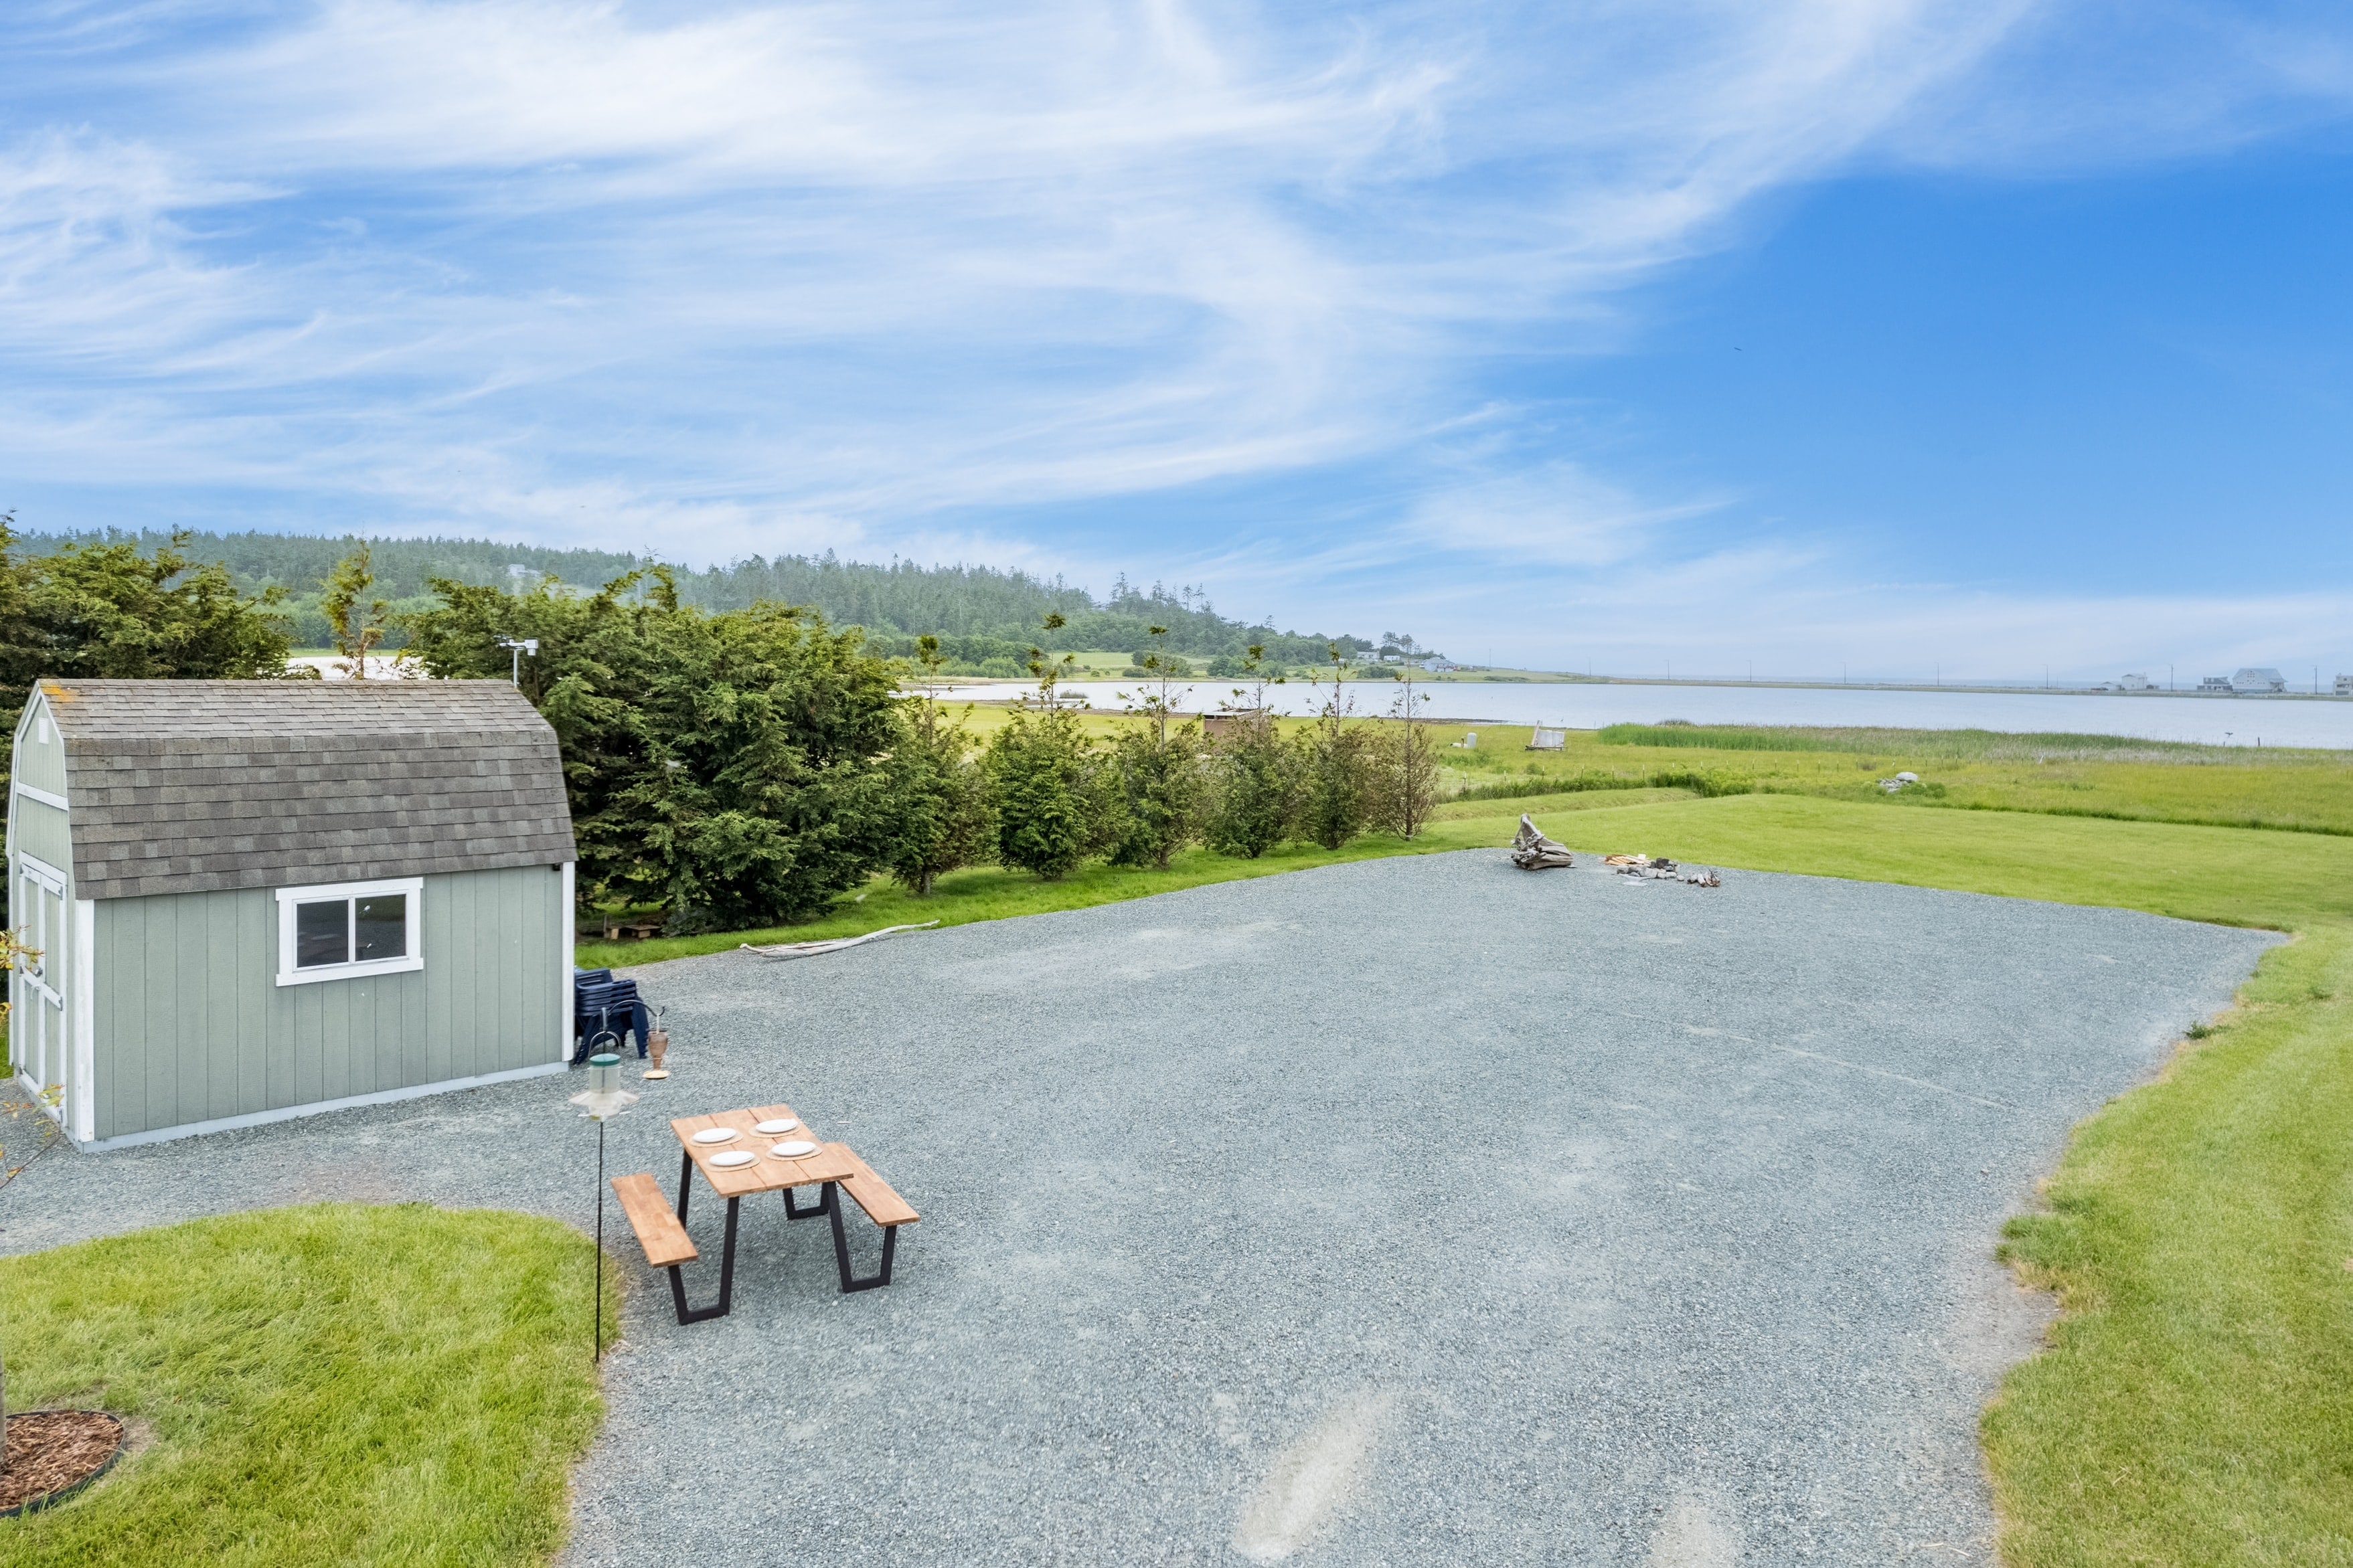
[274,877,424,987]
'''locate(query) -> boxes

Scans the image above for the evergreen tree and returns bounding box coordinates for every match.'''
[985,613,1099,879]
[1107,624,1202,868]
[886,636,995,895]
[402,569,904,928]
[1369,666,1441,839]
[1295,644,1372,850]
[1204,644,1294,858]
[0,515,293,802]
[986,709,1094,879]
[322,541,389,677]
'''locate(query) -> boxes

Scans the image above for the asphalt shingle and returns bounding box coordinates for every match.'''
[39,679,576,898]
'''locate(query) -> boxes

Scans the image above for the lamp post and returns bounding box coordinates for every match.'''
[568,1051,639,1363]
[497,638,540,686]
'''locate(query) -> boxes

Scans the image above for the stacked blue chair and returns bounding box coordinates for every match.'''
[573,967,650,1063]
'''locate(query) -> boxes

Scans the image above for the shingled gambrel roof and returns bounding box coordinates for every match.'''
[37,679,577,900]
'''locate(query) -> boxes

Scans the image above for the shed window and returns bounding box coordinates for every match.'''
[276,878,423,986]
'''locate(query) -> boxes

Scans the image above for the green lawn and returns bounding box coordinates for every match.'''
[0,1204,613,1567]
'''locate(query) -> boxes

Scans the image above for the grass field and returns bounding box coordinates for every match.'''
[0,1204,613,1567]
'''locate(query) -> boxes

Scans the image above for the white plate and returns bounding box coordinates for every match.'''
[752,1118,799,1135]
[692,1127,739,1145]
[709,1149,757,1168]
[768,1140,819,1160]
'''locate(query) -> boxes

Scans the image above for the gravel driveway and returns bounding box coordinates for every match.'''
[0,853,2280,1565]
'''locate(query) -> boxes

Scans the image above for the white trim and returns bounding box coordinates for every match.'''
[13,782,66,811]
[70,896,95,1142]
[62,1060,570,1151]
[18,852,66,891]
[274,876,425,986]
[559,861,576,1063]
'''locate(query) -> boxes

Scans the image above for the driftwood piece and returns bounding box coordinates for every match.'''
[1510,814,1576,870]
[740,920,941,959]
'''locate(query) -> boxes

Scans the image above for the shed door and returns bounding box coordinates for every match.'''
[15,861,67,1098]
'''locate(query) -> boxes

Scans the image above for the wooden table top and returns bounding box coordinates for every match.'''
[670,1102,858,1198]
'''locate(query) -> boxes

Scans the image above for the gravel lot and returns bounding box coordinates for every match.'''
[1,852,2279,1565]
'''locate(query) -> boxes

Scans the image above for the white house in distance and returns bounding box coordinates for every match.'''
[2230,668,2288,695]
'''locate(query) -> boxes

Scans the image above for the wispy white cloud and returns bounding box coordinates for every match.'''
[3,0,2350,673]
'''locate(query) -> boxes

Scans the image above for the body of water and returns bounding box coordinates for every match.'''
[951,680,2353,749]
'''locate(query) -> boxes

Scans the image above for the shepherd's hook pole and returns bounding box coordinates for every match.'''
[594,1118,606,1363]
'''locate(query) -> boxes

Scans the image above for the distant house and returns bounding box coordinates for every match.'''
[1528,726,1566,751]
[1202,709,1268,738]
[2338,675,2353,697]
[7,680,577,1150]
[2230,668,2287,695]
[2197,677,2234,694]
[2115,673,2156,692]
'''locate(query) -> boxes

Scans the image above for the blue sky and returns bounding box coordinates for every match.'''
[6,1,2353,681]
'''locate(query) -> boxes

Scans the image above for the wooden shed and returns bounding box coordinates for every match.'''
[7,679,578,1150]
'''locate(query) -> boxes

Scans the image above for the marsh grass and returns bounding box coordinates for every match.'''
[0,1204,611,1568]
[1595,721,2338,764]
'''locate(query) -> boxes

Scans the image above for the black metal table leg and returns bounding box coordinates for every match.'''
[783,1180,835,1221]
[669,1195,740,1324]
[827,1183,900,1293]
[664,1151,738,1324]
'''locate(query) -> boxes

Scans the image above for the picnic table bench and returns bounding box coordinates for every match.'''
[608,1100,919,1322]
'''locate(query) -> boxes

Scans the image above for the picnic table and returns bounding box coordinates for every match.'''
[609,1101,918,1324]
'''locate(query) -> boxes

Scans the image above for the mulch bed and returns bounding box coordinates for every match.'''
[1,1411,125,1515]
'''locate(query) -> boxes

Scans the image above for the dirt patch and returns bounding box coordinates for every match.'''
[1,1409,126,1514]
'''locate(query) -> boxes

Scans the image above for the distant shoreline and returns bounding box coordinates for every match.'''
[935,674,2352,703]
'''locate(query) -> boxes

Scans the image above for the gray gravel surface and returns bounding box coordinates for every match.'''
[0,852,2280,1565]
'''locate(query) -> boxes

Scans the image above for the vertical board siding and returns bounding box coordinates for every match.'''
[12,799,72,873]
[90,865,566,1138]
[14,697,68,794]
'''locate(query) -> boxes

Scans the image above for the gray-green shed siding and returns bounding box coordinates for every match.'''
[13,699,68,795]
[13,691,75,874]
[13,797,72,879]
[90,865,568,1142]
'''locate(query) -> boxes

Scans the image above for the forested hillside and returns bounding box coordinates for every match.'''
[17,529,1368,672]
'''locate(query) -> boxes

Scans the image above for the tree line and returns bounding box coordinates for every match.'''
[9,528,1371,671]
[404,575,1442,931]
[0,528,1435,934]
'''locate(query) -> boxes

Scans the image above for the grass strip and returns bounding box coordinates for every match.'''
[0,1203,612,1568]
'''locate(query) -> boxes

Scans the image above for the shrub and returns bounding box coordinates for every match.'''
[986,708,1099,879]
